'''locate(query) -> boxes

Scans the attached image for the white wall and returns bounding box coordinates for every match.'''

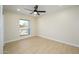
[4,11,37,43]
[38,6,79,47]
[0,6,3,53]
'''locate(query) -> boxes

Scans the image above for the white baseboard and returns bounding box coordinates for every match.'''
[4,34,79,48]
[38,34,79,48]
[4,35,33,44]
[4,38,20,44]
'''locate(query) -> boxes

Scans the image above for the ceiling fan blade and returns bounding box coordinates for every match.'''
[24,8,33,11]
[37,12,40,15]
[37,11,46,13]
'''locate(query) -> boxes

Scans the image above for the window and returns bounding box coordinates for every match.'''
[19,19,30,36]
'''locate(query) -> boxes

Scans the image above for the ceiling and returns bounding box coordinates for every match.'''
[3,5,76,17]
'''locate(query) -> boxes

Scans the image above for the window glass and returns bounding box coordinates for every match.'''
[19,19,30,36]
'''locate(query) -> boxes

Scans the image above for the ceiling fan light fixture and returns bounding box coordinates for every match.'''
[34,12,37,15]
[24,5,46,16]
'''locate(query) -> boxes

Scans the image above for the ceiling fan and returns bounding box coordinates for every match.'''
[24,5,46,16]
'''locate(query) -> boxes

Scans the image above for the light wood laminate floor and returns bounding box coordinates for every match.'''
[4,36,79,54]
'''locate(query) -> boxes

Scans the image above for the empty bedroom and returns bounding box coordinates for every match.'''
[3,5,79,54]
